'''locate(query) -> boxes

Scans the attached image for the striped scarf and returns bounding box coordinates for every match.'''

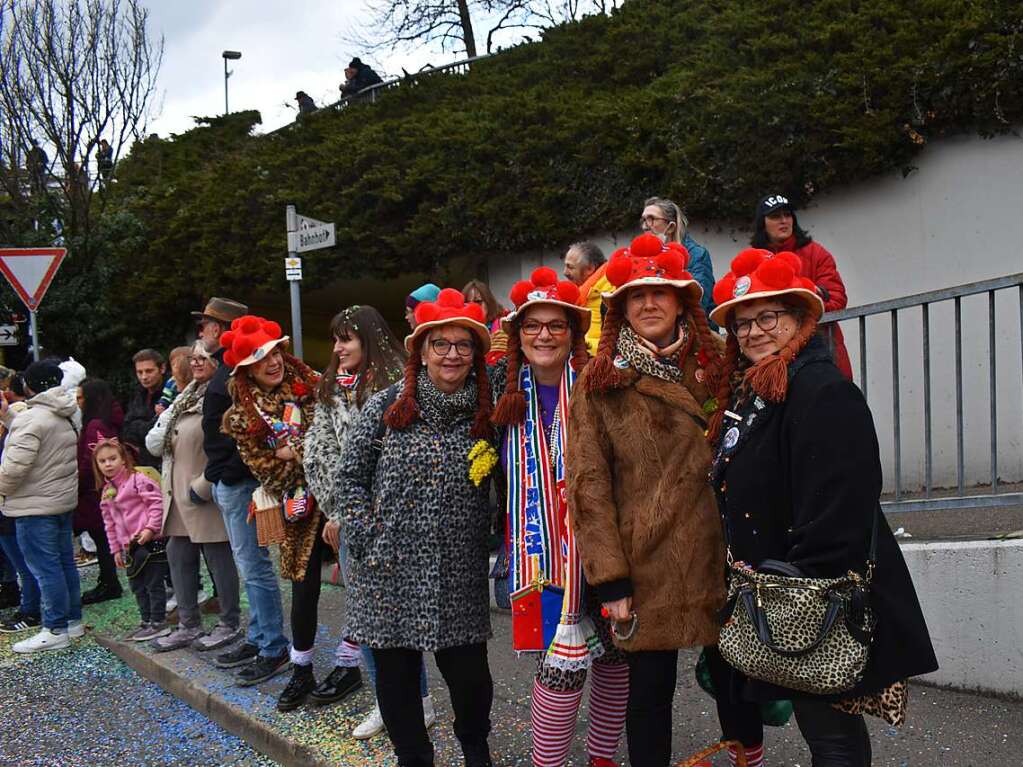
[506,362,602,670]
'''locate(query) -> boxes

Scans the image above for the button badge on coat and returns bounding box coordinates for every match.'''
[723,426,740,450]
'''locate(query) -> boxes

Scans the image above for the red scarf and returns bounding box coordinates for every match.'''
[769,235,798,253]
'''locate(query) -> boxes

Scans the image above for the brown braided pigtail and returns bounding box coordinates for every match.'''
[384,343,422,430]
[471,349,494,439]
[706,332,740,447]
[684,295,725,381]
[569,322,590,373]
[585,300,624,392]
[744,315,818,403]
[492,326,526,426]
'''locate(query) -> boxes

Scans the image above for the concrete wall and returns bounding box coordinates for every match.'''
[487,134,1023,491]
[902,540,1023,697]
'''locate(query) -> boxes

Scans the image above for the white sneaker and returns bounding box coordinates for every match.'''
[67,620,85,639]
[423,694,436,729]
[165,596,178,612]
[13,627,70,654]
[196,589,210,605]
[352,704,385,740]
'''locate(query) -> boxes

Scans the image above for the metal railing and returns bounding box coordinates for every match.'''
[270,53,498,136]
[824,273,1023,513]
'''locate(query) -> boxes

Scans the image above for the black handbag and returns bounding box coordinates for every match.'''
[717,507,879,695]
[124,538,168,580]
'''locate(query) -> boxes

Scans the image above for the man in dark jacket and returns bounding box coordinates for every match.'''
[340,57,383,97]
[196,296,289,685]
[122,349,165,468]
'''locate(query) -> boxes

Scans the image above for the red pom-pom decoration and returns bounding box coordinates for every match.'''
[655,249,685,277]
[731,248,767,278]
[220,330,236,347]
[239,316,261,334]
[556,282,580,304]
[665,241,691,269]
[415,303,440,324]
[605,255,633,287]
[436,288,464,308]
[758,257,796,289]
[262,320,282,339]
[464,303,485,322]
[531,267,558,287]
[713,274,737,304]
[800,277,817,292]
[509,280,533,307]
[223,351,238,368]
[775,251,801,273]
[630,233,663,259]
[233,337,256,360]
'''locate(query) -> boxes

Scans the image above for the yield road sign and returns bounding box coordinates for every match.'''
[0,325,16,346]
[0,248,67,311]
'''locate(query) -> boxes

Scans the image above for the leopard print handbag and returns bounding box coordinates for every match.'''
[718,509,880,696]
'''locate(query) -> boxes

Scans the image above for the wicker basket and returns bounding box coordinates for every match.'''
[251,486,286,546]
[676,740,747,767]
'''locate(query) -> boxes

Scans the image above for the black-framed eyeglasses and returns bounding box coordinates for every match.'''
[640,214,669,228]
[520,319,570,336]
[732,309,793,338]
[429,339,475,357]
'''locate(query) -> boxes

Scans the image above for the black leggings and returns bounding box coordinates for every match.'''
[626,648,764,767]
[290,523,327,652]
[792,699,871,767]
[374,643,493,766]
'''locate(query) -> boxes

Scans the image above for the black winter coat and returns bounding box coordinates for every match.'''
[202,348,254,486]
[710,336,937,700]
[122,385,160,469]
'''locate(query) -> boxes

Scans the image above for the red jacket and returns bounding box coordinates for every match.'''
[768,237,853,380]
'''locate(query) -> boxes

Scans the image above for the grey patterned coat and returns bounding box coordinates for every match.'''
[302,394,358,522]
[337,372,493,651]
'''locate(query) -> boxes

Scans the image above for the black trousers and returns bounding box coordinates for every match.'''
[290,526,327,653]
[792,699,871,767]
[129,558,168,624]
[85,525,119,590]
[626,648,764,767]
[374,643,493,766]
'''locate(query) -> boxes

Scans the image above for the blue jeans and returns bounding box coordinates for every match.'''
[15,512,81,631]
[338,525,428,697]
[213,479,289,658]
[0,533,40,616]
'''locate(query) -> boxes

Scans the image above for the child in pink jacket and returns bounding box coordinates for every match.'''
[93,436,170,642]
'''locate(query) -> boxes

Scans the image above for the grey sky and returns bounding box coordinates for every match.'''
[145,0,492,138]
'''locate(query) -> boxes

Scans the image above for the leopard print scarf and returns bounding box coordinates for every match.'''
[160,380,208,455]
[615,321,692,385]
[415,368,479,427]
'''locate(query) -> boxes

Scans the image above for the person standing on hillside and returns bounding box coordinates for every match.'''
[750,193,853,380]
[340,57,383,97]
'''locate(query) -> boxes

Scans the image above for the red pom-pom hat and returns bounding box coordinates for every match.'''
[221,315,290,373]
[499,267,591,334]
[709,248,824,327]
[405,287,492,354]
[602,233,703,304]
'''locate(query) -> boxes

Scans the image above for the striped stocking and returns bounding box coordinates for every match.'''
[531,679,584,767]
[586,662,628,760]
[730,741,765,767]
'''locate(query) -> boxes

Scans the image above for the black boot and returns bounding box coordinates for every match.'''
[81,580,123,605]
[461,739,493,767]
[0,581,20,610]
[309,665,362,705]
[277,663,316,712]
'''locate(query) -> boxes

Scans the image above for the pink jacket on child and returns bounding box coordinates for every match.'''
[99,468,164,554]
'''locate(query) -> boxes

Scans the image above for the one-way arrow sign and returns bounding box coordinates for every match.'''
[0,325,17,347]
[288,214,336,253]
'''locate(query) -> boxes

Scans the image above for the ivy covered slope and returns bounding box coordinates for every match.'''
[111,0,1021,301]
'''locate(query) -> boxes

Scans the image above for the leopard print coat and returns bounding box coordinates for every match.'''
[302,390,358,523]
[337,371,494,651]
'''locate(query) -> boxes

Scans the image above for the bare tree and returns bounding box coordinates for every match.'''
[348,0,618,60]
[0,0,162,241]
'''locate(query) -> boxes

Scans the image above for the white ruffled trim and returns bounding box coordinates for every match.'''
[543,617,605,672]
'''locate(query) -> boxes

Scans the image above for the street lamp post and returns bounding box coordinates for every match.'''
[222,50,241,114]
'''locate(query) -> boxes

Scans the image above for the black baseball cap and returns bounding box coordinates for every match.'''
[756,194,794,219]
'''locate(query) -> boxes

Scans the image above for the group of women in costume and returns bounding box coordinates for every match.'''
[212,204,936,767]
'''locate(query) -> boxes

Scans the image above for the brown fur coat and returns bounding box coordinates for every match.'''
[567,349,726,651]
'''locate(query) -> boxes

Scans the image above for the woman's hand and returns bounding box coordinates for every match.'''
[136,529,155,546]
[322,519,341,551]
[114,551,125,568]
[275,446,296,461]
[602,596,633,622]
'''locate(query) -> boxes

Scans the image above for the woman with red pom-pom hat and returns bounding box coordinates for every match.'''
[337,288,498,767]
[706,250,937,766]
[565,234,761,767]
[492,268,628,767]
[751,194,853,380]
[220,315,330,707]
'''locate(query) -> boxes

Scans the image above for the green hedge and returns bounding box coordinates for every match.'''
[34,0,1023,378]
